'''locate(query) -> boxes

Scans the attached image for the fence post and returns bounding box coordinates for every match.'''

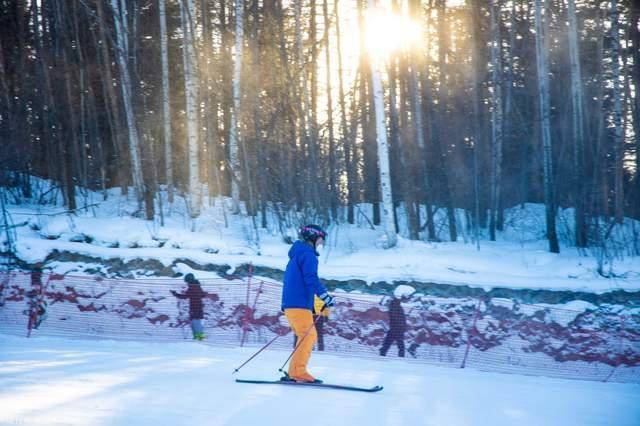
[0,270,11,308]
[460,298,482,369]
[26,271,47,337]
[240,263,254,347]
[603,315,625,382]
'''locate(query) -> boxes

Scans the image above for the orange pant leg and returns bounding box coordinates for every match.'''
[284,308,317,381]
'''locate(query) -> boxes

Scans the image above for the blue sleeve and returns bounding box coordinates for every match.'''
[300,250,327,296]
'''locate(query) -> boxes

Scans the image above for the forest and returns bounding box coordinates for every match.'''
[0,0,638,254]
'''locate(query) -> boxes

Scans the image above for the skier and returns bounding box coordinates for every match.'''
[281,224,334,383]
[379,296,407,357]
[171,273,209,341]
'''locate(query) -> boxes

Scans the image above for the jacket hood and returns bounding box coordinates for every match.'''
[288,240,317,259]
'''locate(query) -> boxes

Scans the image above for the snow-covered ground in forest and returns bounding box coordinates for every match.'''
[3,185,640,293]
[0,334,638,426]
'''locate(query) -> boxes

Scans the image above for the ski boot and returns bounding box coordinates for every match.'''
[280,372,323,384]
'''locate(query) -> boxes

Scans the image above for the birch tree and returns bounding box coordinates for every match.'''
[533,0,559,253]
[180,0,201,217]
[201,0,225,219]
[368,0,397,248]
[159,0,173,204]
[385,40,405,235]
[489,0,503,242]
[229,0,243,213]
[110,0,145,210]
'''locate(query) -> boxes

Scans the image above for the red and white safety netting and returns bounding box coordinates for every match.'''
[1,271,638,383]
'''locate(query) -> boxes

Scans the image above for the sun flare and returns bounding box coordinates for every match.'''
[364,9,422,59]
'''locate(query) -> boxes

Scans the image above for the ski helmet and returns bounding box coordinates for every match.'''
[184,273,198,284]
[299,224,327,243]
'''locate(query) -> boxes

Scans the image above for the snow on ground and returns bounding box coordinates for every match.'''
[0,334,638,426]
[4,187,640,293]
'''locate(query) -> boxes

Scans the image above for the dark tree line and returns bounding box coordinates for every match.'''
[0,0,638,253]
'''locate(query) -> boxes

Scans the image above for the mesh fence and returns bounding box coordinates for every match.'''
[1,271,638,383]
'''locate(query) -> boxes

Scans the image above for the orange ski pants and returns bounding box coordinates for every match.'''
[284,308,317,381]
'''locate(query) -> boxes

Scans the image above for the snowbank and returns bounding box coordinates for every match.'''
[3,189,640,293]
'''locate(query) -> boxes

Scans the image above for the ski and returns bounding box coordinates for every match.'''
[235,379,383,393]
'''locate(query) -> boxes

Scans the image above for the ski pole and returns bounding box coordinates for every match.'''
[233,330,287,374]
[277,305,326,377]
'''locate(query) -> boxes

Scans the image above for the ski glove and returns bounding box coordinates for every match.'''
[319,293,335,308]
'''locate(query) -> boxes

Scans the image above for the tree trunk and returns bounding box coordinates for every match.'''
[201,0,225,214]
[567,0,586,246]
[159,0,173,204]
[247,0,261,220]
[334,0,355,223]
[72,2,89,191]
[229,0,243,213]
[323,0,337,220]
[489,0,503,242]
[533,0,559,253]
[610,0,624,224]
[110,0,145,211]
[220,0,232,197]
[295,0,320,210]
[408,0,429,241]
[62,45,79,212]
[630,1,640,218]
[180,0,201,217]
[96,0,127,194]
[468,0,483,248]
[436,0,457,242]
[0,15,16,185]
[52,0,78,211]
[32,0,59,193]
[387,53,409,237]
[419,62,437,240]
[368,0,396,248]
[310,0,322,213]
[358,0,380,226]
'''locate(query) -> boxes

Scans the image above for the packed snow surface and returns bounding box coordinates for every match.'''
[0,334,638,426]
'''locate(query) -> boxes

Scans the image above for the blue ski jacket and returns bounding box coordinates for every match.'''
[281,241,328,311]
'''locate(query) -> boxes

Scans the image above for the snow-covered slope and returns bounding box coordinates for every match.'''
[4,187,639,293]
[0,334,638,426]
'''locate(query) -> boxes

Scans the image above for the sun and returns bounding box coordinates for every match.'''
[364,8,422,60]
